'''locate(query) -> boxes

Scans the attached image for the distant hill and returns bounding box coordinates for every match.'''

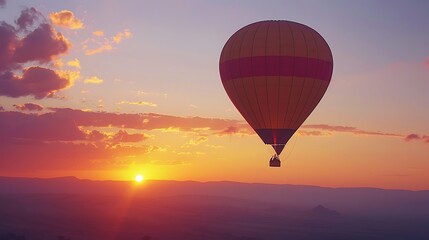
[0,176,429,240]
[1,176,429,216]
[310,205,341,217]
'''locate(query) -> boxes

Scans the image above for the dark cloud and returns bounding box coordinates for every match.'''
[0,67,71,99]
[86,130,107,141]
[15,7,43,31]
[14,23,70,63]
[0,111,85,142]
[405,133,420,141]
[0,7,73,99]
[0,106,4,111]
[49,108,247,132]
[0,0,5,8]
[0,22,18,71]
[112,130,148,143]
[404,134,429,144]
[13,103,44,111]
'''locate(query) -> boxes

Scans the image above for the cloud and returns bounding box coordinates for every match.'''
[0,111,86,141]
[86,130,107,141]
[82,28,131,56]
[13,103,44,111]
[6,108,246,135]
[15,7,43,31]
[297,130,331,136]
[118,100,157,107]
[84,76,103,84]
[84,43,113,55]
[0,0,5,8]
[0,106,4,111]
[92,30,104,36]
[301,124,402,137]
[112,130,148,143]
[67,58,80,68]
[404,134,429,144]
[13,23,70,63]
[113,29,131,43]
[405,134,420,141]
[302,124,429,144]
[182,136,208,148]
[214,126,253,136]
[49,10,83,29]
[0,67,72,99]
[0,7,74,99]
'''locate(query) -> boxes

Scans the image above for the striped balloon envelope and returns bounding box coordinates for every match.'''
[219,20,333,161]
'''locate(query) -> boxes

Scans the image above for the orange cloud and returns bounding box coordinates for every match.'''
[67,58,80,69]
[50,10,83,29]
[113,29,131,43]
[92,30,104,36]
[84,43,113,55]
[182,136,209,148]
[84,76,103,84]
[13,103,44,111]
[83,29,131,56]
[297,130,331,136]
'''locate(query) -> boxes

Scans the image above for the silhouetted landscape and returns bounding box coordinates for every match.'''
[1,176,428,240]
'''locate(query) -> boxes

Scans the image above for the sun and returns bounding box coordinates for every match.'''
[135,174,144,183]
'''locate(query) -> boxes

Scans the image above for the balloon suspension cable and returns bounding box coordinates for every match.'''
[282,135,299,162]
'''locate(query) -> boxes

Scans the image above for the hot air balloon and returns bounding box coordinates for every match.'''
[219,20,333,167]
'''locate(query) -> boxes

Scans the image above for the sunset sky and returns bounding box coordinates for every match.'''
[1,0,428,190]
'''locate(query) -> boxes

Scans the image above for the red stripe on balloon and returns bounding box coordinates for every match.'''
[220,56,333,82]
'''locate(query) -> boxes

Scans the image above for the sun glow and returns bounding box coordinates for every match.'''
[135,174,144,183]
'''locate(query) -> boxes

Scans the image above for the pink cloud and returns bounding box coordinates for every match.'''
[13,103,44,111]
[86,130,107,141]
[0,111,86,142]
[0,106,4,111]
[404,134,429,144]
[0,22,18,71]
[297,130,330,136]
[48,108,247,133]
[0,0,5,8]
[0,7,73,99]
[13,23,70,63]
[302,124,402,137]
[0,67,71,99]
[405,133,421,141]
[214,126,253,136]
